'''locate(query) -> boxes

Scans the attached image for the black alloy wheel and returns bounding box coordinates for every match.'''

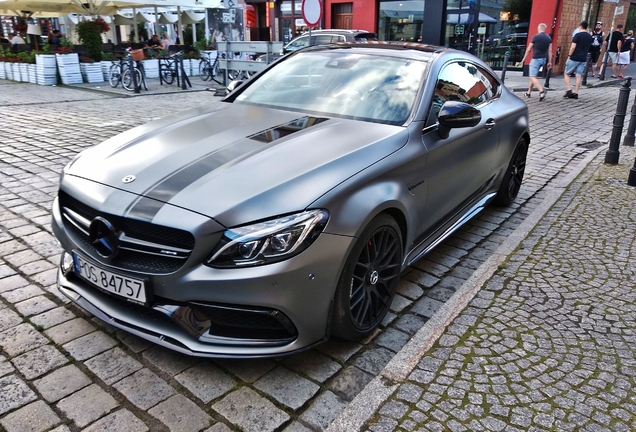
[332,214,403,340]
[494,137,528,206]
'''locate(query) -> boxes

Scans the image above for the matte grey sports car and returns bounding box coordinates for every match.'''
[52,42,529,358]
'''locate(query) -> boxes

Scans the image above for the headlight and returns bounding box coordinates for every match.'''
[207,210,329,268]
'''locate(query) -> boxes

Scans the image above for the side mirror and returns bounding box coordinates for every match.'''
[226,79,245,95]
[437,101,482,139]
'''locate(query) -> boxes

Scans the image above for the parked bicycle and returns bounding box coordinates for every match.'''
[199,51,223,84]
[108,49,147,92]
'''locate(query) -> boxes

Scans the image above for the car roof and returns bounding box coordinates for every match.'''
[301,29,372,35]
[301,41,450,61]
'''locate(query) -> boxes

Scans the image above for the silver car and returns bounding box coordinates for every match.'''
[52,42,529,358]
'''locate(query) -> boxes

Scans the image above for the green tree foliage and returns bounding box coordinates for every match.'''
[76,18,110,62]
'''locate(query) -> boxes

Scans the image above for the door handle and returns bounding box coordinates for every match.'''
[485,119,496,130]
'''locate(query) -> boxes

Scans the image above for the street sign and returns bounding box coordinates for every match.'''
[615,5,624,15]
[302,0,322,27]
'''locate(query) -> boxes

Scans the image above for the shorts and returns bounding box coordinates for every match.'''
[528,58,546,77]
[590,50,601,63]
[618,51,630,65]
[609,52,620,64]
[565,58,586,75]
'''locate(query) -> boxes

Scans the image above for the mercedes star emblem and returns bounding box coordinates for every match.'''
[89,217,120,259]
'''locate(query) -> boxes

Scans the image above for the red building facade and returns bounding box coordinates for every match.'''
[245,0,635,74]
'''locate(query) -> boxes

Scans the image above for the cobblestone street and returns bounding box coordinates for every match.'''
[0,78,630,432]
[364,147,636,432]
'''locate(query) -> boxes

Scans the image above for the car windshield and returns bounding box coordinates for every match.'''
[234,51,427,125]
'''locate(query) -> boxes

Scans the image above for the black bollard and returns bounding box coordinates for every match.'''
[623,93,636,147]
[605,77,632,164]
[628,158,636,186]
[500,51,510,83]
[582,53,591,86]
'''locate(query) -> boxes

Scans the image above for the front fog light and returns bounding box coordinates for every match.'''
[60,252,75,275]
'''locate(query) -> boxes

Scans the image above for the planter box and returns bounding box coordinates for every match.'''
[56,53,83,85]
[189,58,200,76]
[143,58,159,79]
[28,64,37,84]
[181,59,192,77]
[36,54,57,85]
[12,63,22,81]
[19,63,29,82]
[101,60,117,81]
[0,62,5,80]
[81,62,104,83]
[5,63,13,80]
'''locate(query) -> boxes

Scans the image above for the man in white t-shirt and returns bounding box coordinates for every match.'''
[8,33,26,45]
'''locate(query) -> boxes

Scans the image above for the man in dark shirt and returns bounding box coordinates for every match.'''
[564,21,593,99]
[145,34,163,49]
[607,23,624,78]
[589,22,604,77]
[520,23,552,101]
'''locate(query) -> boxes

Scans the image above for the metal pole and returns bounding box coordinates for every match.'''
[500,51,509,82]
[582,52,591,86]
[605,77,631,164]
[623,92,636,146]
[628,157,636,186]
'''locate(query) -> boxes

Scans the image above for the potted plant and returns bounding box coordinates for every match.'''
[36,44,57,85]
[0,47,7,80]
[76,17,110,62]
[25,52,37,84]
[80,55,104,83]
[100,51,118,81]
[183,51,200,76]
[56,38,82,84]
[142,51,159,79]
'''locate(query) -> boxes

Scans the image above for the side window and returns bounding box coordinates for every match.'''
[287,36,309,50]
[315,35,336,45]
[427,61,498,125]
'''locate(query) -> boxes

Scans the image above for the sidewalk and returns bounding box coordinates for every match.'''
[327,80,636,430]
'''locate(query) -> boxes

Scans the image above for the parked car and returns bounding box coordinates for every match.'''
[52,42,530,358]
[283,29,376,54]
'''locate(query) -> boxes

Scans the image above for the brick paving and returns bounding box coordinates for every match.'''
[0,74,630,431]
[363,145,636,432]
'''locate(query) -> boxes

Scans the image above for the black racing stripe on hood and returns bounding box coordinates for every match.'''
[124,116,330,221]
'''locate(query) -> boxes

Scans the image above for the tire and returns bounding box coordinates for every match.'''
[211,62,223,83]
[199,60,211,81]
[161,64,174,85]
[108,64,121,88]
[122,67,141,91]
[493,137,528,206]
[331,214,403,340]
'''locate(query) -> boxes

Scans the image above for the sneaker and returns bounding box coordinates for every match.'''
[564,90,573,98]
[524,92,531,98]
[567,92,579,99]
[539,91,547,101]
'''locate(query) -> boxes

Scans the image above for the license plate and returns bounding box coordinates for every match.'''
[73,252,147,303]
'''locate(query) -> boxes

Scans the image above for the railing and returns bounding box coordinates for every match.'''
[216,41,284,80]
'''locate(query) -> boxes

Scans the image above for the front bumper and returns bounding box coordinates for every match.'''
[53,196,355,358]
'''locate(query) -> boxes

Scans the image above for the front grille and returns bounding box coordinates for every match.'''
[59,191,195,274]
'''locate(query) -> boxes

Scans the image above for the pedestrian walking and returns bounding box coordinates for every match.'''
[618,30,634,78]
[589,21,604,77]
[520,22,552,101]
[607,23,624,78]
[564,21,593,99]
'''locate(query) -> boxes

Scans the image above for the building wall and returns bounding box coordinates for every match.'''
[527,0,631,74]
[323,0,376,31]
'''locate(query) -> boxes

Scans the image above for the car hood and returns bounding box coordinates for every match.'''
[65,103,408,227]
